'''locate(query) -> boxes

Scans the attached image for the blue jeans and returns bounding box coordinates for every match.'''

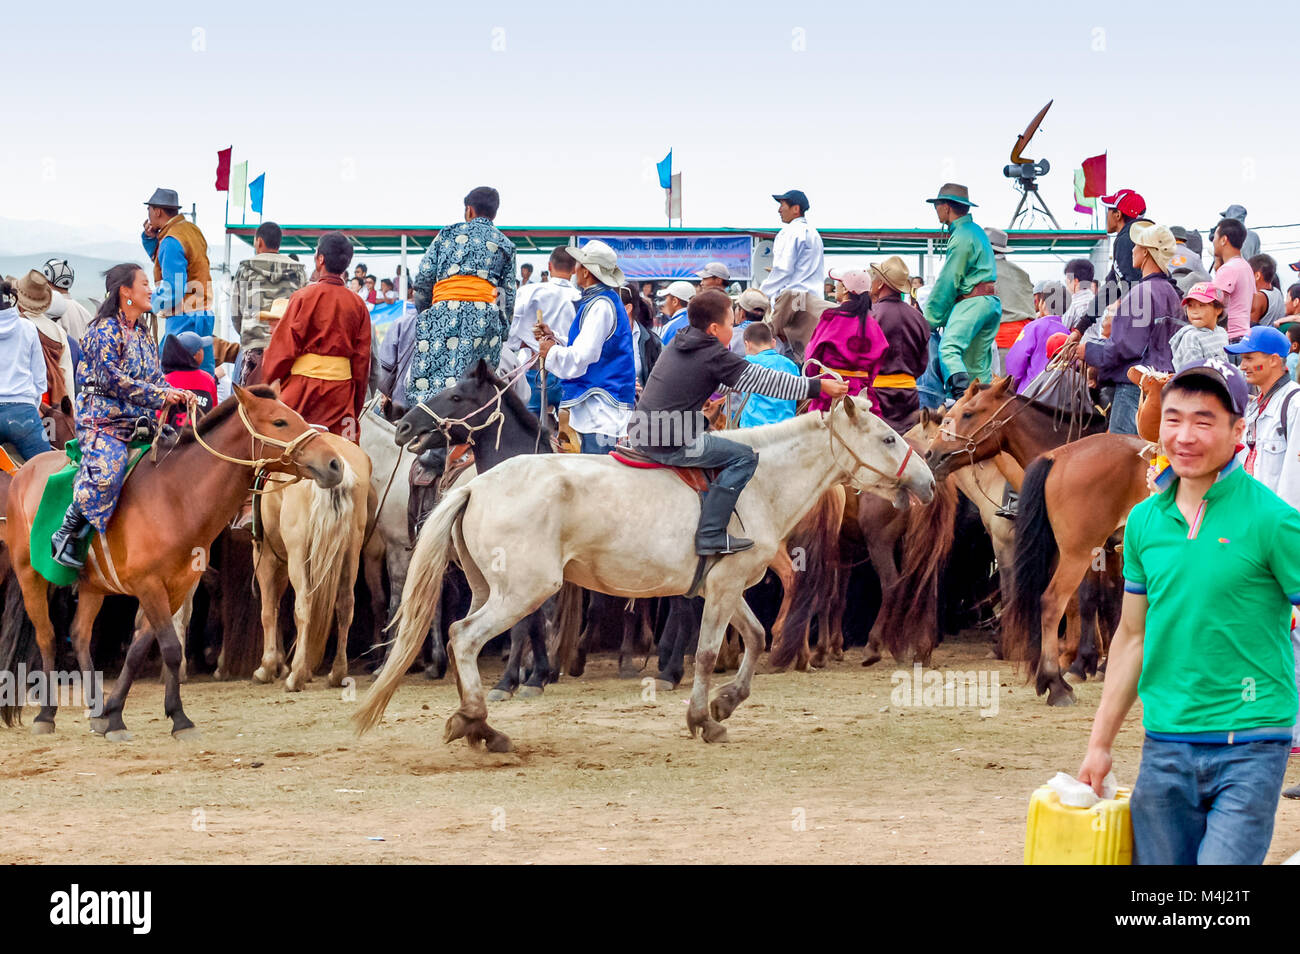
[1108,381,1140,435]
[579,432,616,455]
[918,332,945,410]
[1130,736,1291,864]
[636,433,758,491]
[0,402,52,461]
[526,367,562,416]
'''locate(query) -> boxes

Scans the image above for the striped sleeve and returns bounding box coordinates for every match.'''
[727,364,820,401]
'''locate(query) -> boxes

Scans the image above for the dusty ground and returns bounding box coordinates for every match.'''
[2,637,1297,864]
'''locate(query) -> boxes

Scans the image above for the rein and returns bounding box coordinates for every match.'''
[185,395,322,495]
[412,353,539,453]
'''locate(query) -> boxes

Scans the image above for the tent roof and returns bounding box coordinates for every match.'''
[226,223,1106,257]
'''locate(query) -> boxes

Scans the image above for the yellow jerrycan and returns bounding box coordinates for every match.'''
[1024,785,1133,865]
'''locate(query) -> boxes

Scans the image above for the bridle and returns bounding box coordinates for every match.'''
[411,353,539,453]
[934,389,1025,471]
[185,395,323,493]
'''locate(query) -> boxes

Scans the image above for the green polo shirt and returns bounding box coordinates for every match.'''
[1123,461,1300,734]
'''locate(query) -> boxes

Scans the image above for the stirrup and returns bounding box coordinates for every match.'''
[696,534,753,556]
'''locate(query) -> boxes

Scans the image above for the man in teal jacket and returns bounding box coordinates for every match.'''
[923,183,1002,400]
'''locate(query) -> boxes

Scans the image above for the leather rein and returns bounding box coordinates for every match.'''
[185,396,323,494]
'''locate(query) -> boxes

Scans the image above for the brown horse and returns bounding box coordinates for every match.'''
[1,385,344,739]
[925,376,1147,705]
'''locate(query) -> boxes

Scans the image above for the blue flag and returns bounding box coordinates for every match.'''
[249,173,266,215]
[656,150,672,189]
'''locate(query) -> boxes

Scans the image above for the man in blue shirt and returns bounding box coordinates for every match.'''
[736,322,798,428]
[656,281,695,344]
[141,187,216,375]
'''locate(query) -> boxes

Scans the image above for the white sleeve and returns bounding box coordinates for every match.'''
[505,286,538,355]
[760,230,795,296]
[544,299,613,379]
[1279,400,1300,512]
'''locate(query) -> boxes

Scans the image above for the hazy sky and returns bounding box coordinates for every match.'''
[4,0,1298,268]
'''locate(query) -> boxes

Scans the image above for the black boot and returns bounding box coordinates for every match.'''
[945,372,971,403]
[695,485,753,556]
[50,506,92,570]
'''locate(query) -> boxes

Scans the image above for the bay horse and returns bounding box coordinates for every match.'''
[356,396,934,751]
[250,431,381,692]
[1,385,344,739]
[925,376,1147,706]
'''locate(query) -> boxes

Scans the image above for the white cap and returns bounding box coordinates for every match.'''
[695,262,730,280]
[656,280,697,302]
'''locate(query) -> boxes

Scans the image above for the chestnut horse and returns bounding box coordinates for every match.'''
[1,385,344,739]
[925,376,1147,705]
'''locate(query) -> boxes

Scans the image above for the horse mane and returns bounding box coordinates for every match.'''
[719,410,824,449]
[175,386,278,445]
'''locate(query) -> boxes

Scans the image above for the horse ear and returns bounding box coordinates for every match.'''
[473,358,493,384]
[267,380,281,398]
[992,375,1012,395]
[963,379,981,399]
[842,395,857,419]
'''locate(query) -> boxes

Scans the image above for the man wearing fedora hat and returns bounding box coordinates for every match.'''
[141,187,216,376]
[9,270,75,444]
[923,183,1001,401]
[761,189,827,363]
[1076,222,1181,434]
[535,239,637,454]
[867,256,930,432]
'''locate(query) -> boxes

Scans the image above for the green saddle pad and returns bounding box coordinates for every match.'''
[31,439,150,587]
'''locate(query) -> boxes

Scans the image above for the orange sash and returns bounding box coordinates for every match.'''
[874,374,917,389]
[432,275,496,304]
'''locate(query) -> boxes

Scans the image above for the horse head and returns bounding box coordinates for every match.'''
[1126,365,1169,445]
[923,376,1014,479]
[230,384,345,488]
[830,395,935,508]
[393,359,504,453]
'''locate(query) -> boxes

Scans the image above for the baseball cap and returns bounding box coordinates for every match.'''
[1099,188,1146,218]
[695,262,730,281]
[1225,325,1290,359]
[1045,332,1069,361]
[733,288,770,316]
[175,330,213,353]
[1181,282,1224,307]
[1166,358,1249,416]
[827,267,871,295]
[1289,259,1300,273]
[772,189,810,212]
[656,280,696,302]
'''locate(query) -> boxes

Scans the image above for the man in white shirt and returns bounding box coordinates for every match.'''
[505,247,581,415]
[760,188,827,363]
[1061,258,1097,330]
[656,281,696,344]
[536,240,637,453]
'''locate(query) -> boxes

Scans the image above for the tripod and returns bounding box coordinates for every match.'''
[1008,178,1060,229]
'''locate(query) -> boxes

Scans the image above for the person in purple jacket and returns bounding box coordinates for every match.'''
[1075,223,1182,434]
[1005,281,1069,393]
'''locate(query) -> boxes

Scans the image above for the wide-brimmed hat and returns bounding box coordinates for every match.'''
[1129,222,1176,273]
[565,240,625,287]
[733,288,770,316]
[828,267,872,296]
[9,269,53,315]
[868,256,911,295]
[656,280,696,302]
[984,227,1011,253]
[925,183,977,208]
[144,187,180,208]
[258,297,291,323]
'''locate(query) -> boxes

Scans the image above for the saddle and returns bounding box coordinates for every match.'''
[407,444,475,546]
[608,443,718,494]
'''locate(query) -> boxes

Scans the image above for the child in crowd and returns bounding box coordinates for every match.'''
[736,321,800,428]
[1285,324,1300,381]
[1004,281,1068,393]
[160,331,218,429]
[1169,281,1229,371]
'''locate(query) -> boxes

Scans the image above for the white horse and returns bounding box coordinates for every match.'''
[358,407,415,632]
[355,396,935,751]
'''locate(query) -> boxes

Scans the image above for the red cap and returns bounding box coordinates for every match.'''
[1045,332,1069,360]
[1100,188,1146,218]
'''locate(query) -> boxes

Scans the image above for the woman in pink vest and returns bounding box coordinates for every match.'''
[804,267,887,413]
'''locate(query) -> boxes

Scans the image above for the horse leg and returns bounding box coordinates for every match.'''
[1036,552,1091,707]
[488,618,527,702]
[1060,591,1082,672]
[252,550,289,684]
[863,532,900,667]
[655,595,693,690]
[710,598,765,723]
[618,599,642,678]
[16,566,59,734]
[685,587,742,743]
[362,537,387,665]
[284,557,317,693]
[1069,571,1101,680]
[327,548,360,689]
[519,606,552,697]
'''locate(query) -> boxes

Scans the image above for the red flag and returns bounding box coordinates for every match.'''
[1081,153,1106,198]
[215,147,232,191]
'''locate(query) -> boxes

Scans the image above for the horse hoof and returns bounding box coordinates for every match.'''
[88,717,109,736]
[701,720,729,744]
[424,663,446,681]
[252,666,273,684]
[1047,684,1077,707]
[30,721,55,735]
[484,731,513,753]
[105,729,134,743]
[327,672,346,689]
[710,686,743,722]
[284,675,303,693]
[486,689,512,703]
[654,679,677,693]
[518,685,543,699]
[617,661,642,679]
[212,668,228,682]
[173,727,202,743]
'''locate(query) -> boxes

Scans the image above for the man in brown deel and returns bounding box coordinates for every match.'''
[262,231,371,442]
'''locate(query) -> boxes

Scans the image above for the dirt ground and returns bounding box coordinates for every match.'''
[2,637,1297,864]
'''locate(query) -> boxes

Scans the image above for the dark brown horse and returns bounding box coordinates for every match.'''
[925,376,1146,706]
[1,385,344,739]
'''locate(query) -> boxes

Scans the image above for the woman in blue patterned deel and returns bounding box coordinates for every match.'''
[50,264,187,570]
[406,186,517,405]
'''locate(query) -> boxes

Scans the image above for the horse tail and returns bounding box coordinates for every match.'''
[770,487,843,670]
[353,484,471,734]
[550,582,585,678]
[1005,455,1057,677]
[297,464,359,673]
[882,476,959,660]
[0,578,36,727]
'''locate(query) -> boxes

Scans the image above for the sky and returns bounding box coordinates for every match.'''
[4,0,1300,281]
